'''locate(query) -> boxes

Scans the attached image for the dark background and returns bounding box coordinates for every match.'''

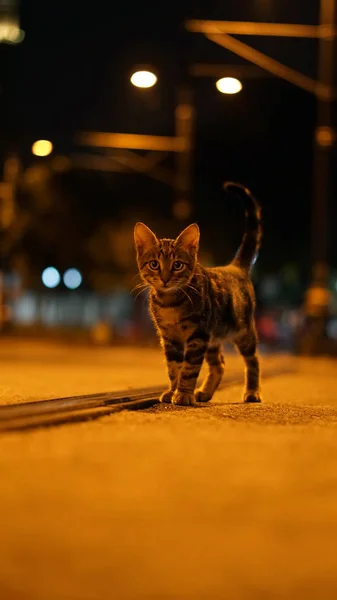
[1,0,331,292]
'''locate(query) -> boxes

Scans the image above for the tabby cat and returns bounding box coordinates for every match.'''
[134,182,262,406]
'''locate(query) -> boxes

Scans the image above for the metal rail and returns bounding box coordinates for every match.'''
[0,366,294,433]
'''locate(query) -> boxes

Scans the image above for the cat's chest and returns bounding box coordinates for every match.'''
[154,305,197,341]
[157,306,180,325]
[150,295,183,325]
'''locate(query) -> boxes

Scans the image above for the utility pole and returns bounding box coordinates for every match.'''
[0,154,20,330]
[173,86,195,221]
[303,0,337,353]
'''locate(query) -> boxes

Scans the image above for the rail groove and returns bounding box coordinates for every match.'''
[0,366,294,432]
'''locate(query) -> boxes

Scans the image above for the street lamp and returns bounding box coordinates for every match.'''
[63,268,82,290]
[41,267,60,289]
[0,22,25,44]
[130,70,157,89]
[31,140,53,157]
[216,77,243,94]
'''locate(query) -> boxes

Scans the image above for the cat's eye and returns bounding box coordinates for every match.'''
[149,260,160,270]
[173,261,184,271]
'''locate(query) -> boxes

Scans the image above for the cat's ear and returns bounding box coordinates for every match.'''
[175,223,200,252]
[134,222,158,255]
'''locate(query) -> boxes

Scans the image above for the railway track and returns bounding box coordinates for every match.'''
[0,365,294,432]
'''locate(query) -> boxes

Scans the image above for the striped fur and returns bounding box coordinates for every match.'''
[134,182,262,406]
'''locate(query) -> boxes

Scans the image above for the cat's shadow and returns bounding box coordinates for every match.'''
[211,401,242,406]
[152,400,244,411]
[197,401,244,407]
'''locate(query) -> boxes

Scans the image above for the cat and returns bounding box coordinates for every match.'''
[134,182,262,407]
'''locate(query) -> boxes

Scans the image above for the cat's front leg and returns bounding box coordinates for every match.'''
[173,330,209,406]
[159,336,184,403]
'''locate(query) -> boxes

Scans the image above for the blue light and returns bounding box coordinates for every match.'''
[42,267,60,289]
[63,268,82,290]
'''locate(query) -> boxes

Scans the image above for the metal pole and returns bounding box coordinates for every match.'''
[186,19,332,38]
[174,86,195,221]
[301,0,337,354]
[313,0,336,268]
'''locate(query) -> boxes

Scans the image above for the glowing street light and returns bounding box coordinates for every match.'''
[0,22,25,44]
[130,70,157,89]
[216,77,243,94]
[31,140,53,157]
[42,267,60,289]
[63,268,82,290]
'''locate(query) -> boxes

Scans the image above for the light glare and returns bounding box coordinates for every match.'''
[216,77,243,95]
[63,268,82,290]
[32,140,53,157]
[0,22,25,44]
[130,70,157,89]
[42,267,60,289]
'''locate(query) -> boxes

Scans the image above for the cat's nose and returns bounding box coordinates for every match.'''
[161,275,170,285]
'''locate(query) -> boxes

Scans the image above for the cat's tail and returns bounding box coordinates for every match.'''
[223,182,262,271]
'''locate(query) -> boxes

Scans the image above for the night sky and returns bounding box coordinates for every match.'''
[1,0,330,286]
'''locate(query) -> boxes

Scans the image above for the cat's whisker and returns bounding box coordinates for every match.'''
[133,287,148,302]
[131,282,146,290]
[130,283,148,296]
[187,284,202,297]
[178,286,193,306]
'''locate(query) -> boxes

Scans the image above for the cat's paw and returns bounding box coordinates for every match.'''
[159,389,174,404]
[172,391,196,407]
[195,389,213,403]
[243,391,262,403]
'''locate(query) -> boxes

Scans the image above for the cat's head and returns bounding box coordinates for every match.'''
[134,222,200,292]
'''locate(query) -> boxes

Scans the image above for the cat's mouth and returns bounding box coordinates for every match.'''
[157,282,176,292]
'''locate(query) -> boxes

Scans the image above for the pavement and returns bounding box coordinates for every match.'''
[1,339,337,599]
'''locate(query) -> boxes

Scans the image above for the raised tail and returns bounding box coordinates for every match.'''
[223,181,262,271]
